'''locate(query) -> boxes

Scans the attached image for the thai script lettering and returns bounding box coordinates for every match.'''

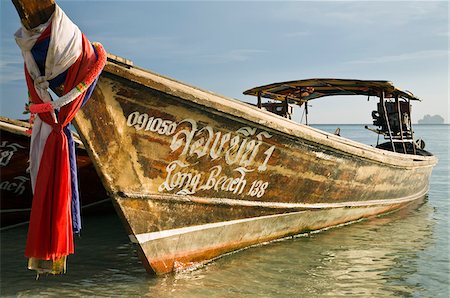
[127,111,275,171]
[0,176,29,196]
[127,111,276,198]
[0,141,25,167]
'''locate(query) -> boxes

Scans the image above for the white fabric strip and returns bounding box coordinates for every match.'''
[14,5,82,191]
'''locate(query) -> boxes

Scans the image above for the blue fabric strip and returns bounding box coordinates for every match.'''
[31,38,67,91]
[31,35,91,234]
[64,125,81,234]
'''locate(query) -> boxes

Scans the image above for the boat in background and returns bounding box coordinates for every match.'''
[0,116,111,229]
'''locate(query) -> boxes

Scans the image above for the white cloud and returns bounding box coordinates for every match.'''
[347,50,449,64]
[436,31,450,37]
[271,1,445,26]
[93,35,180,52]
[201,49,267,64]
[283,31,310,38]
[0,52,24,84]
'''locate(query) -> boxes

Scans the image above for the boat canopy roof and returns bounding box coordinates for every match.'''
[243,78,420,104]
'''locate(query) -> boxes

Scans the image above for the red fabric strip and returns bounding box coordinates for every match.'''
[24,33,100,261]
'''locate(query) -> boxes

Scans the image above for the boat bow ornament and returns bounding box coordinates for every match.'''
[14,4,106,274]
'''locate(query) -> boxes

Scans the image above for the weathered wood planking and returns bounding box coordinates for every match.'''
[73,58,436,274]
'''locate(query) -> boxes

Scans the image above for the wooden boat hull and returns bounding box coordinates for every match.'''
[74,58,437,274]
[0,117,110,228]
[115,193,423,274]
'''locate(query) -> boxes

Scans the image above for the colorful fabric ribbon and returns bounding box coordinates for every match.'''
[14,5,106,274]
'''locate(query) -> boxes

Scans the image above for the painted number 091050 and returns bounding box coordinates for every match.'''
[126,112,177,136]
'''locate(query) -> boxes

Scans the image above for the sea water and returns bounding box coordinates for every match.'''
[1,125,448,297]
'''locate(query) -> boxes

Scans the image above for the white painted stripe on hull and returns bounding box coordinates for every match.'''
[121,185,428,210]
[126,186,428,245]
[129,210,306,244]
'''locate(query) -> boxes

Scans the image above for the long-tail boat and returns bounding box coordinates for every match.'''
[12,0,437,275]
[0,116,110,229]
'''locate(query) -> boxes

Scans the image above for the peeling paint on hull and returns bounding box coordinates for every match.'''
[74,59,437,275]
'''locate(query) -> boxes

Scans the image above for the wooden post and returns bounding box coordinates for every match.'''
[11,0,55,30]
[257,92,262,109]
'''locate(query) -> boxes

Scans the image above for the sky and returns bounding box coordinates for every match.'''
[0,0,448,124]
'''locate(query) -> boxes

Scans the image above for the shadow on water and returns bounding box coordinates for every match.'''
[1,213,145,297]
[0,198,437,297]
[150,199,436,298]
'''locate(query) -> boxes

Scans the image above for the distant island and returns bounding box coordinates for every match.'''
[418,114,445,124]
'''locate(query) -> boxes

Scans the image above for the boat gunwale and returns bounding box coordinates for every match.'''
[117,184,429,211]
[0,116,84,147]
[0,116,30,137]
[96,58,438,169]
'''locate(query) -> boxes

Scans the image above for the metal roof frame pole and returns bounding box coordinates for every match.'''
[257,92,262,109]
[396,95,407,154]
[284,96,289,118]
[408,99,417,155]
[305,100,309,125]
[381,91,396,153]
